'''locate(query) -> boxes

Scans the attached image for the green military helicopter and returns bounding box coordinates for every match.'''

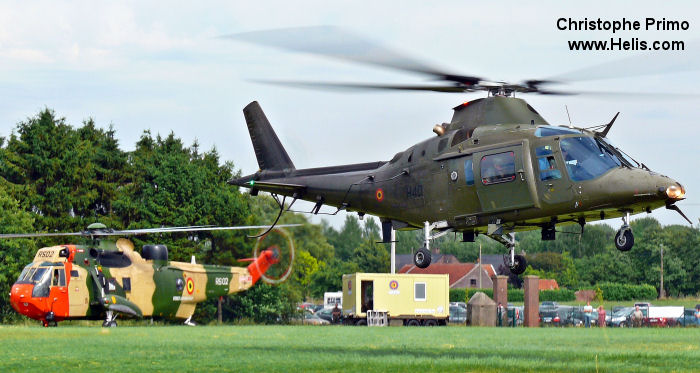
[225,27,690,274]
[5,223,295,327]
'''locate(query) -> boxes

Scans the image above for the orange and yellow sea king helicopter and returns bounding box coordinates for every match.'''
[3,223,296,327]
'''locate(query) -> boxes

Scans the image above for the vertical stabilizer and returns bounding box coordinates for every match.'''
[243,101,295,171]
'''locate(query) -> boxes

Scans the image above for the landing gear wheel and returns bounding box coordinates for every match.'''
[413,248,432,268]
[615,229,634,252]
[510,254,527,275]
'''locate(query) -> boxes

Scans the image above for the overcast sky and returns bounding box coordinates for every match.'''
[1,0,699,230]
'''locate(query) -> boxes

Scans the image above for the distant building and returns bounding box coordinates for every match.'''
[538,279,559,290]
[398,263,496,289]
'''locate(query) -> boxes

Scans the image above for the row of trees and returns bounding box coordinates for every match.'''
[0,109,697,324]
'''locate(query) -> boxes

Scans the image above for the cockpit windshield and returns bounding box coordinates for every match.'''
[598,137,641,168]
[560,136,621,181]
[30,267,53,297]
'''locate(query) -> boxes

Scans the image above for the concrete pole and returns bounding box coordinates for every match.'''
[390,228,396,274]
[659,245,665,299]
[479,243,482,289]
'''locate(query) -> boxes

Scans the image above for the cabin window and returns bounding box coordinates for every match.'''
[481,152,516,185]
[123,277,131,292]
[70,270,79,278]
[414,282,426,301]
[464,158,474,186]
[407,150,414,163]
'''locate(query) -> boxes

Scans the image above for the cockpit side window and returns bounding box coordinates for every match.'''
[52,268,66,287]
[536,146,562,181]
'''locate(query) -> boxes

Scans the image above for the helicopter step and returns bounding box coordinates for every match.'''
[615,211,634,252]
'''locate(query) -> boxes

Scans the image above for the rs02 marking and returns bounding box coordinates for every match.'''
[215,277,229,286]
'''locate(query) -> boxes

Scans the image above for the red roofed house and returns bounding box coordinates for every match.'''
[398,262,497,289]
[538,279,559,290]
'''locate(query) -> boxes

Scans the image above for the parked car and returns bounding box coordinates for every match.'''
[571,307,599,326]
[449,305,467,324]
[506,304,523,326]
[608,307,635,327]
[540,301,559,310]
[291,311,330,325]
[315,308,334,323]
[539,309,562,327]
[450,302,466,309]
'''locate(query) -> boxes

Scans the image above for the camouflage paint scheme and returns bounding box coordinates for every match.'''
[232,96,684,241]
[10,238,275,326]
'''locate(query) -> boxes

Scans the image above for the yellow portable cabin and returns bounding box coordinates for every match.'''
[342,273,449,326]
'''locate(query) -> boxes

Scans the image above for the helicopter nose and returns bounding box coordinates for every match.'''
[663,183,686,201]
[10,283,44,320]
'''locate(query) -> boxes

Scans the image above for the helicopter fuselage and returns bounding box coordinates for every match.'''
[10,238,277,326]
[233,96,685,242]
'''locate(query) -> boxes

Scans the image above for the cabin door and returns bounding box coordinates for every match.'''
[475,144,536,214]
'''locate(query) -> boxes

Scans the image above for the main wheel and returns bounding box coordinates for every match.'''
[413,248,432,268]
[406,319,421,326]
[615,229,634,251]
[510,254,527,275]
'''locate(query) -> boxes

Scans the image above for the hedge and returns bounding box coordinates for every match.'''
[461,288,573,302]
[449,288,466,303]
[540,289,575,301]
[580,282,657,301]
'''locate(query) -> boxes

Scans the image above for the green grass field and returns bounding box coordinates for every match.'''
[1,325,698,372]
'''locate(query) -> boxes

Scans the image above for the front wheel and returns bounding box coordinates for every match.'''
[615,229,634,251]
[510,254,527,275]
[414,248,432,269]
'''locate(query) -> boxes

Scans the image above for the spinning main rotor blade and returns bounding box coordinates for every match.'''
[252,79,475,93]
[222,26,482,86]
[549,39,700,82]
[0,224,301,239]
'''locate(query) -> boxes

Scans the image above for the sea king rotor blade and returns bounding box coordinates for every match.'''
[115,224,302,236]
[0,231,86,239]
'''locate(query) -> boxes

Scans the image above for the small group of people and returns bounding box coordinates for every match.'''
[583,301,607,328]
